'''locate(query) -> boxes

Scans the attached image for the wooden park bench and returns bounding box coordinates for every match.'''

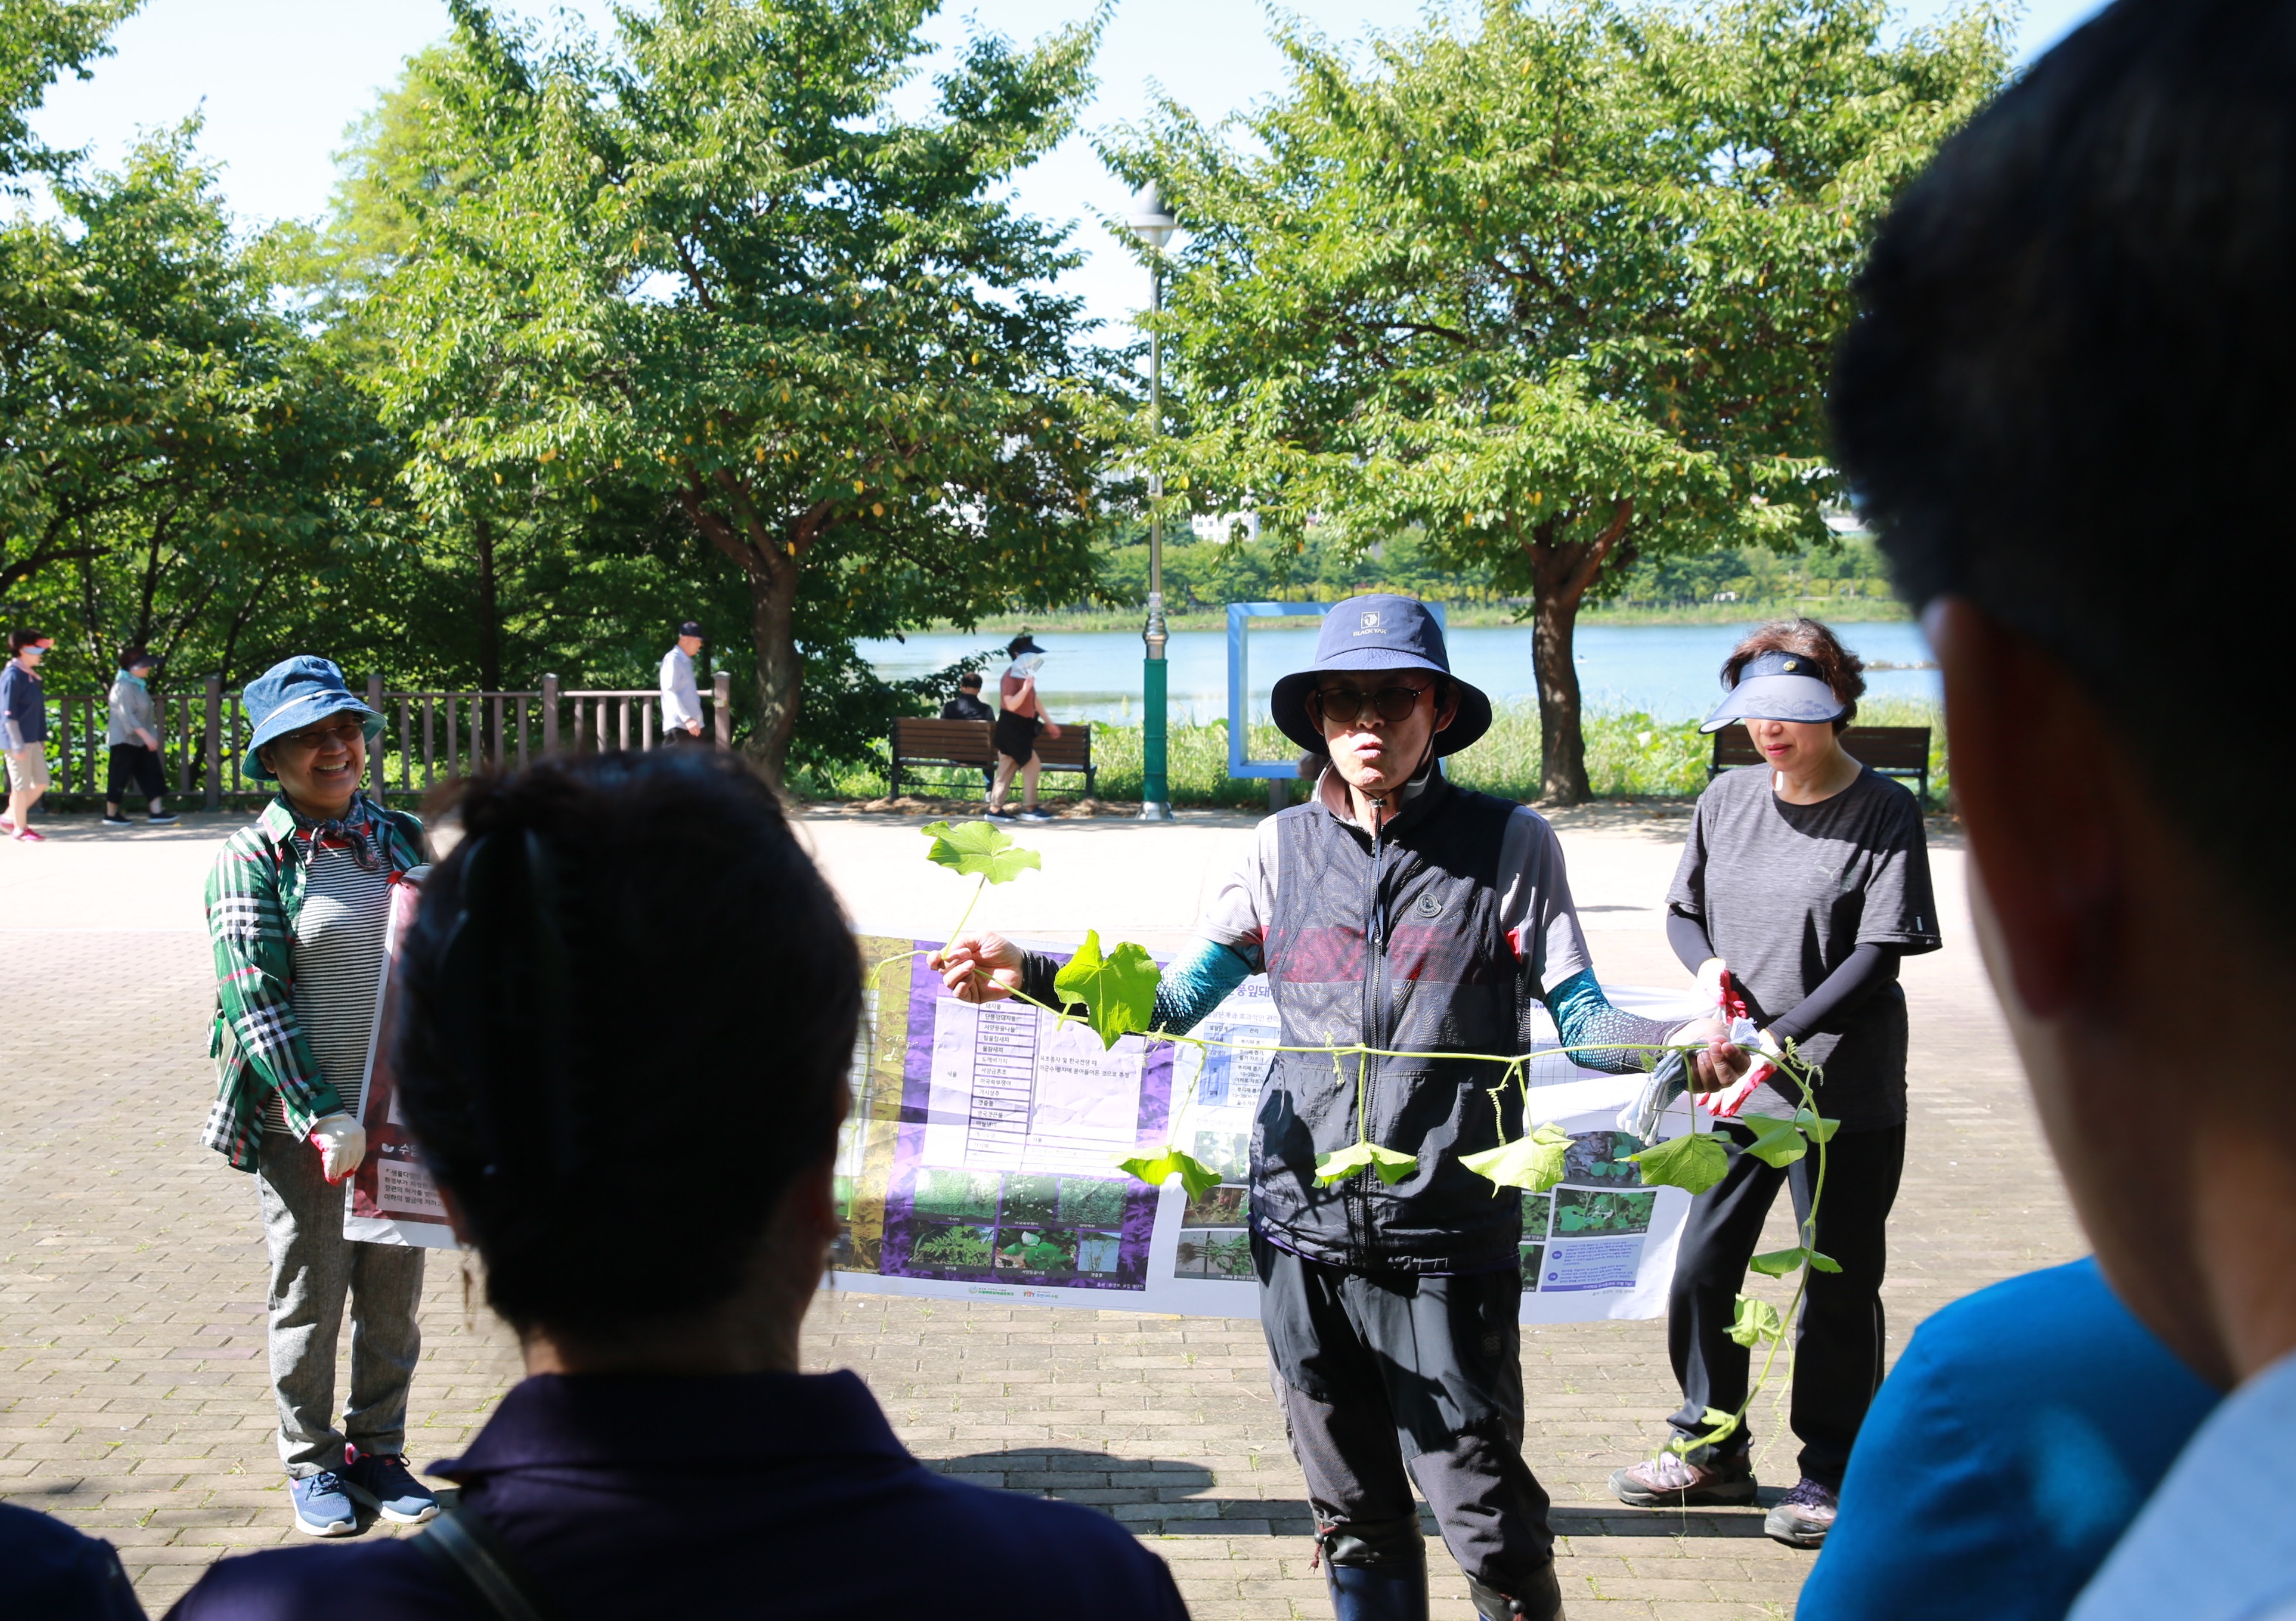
[1708,723,1933,803]
[888,716,1098,800]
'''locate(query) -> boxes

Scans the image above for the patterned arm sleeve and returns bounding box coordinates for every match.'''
[205,843,341,1135]
[1546,968,1682,1074]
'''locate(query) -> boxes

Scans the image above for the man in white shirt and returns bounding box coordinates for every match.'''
[1831,4,2296,1615]
[659,621,707,744]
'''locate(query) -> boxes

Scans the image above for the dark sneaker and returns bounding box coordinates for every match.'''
[1017,806,1056,822]
[1764,1476,1837,1547]
[101,815,133,827]
[145,811,179,825]
[982,808,1015,823]
[289,1470,358,1536]
[1609,1448,1758,1507]
[341,1449,439,1524]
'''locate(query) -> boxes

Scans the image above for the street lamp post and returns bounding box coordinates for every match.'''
[1129,182,1178,823]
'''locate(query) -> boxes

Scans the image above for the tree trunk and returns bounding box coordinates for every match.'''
[743,549,803,781]
[473,515,502,695]
[1524,499,1634,806]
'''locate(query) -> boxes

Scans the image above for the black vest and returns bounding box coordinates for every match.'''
[1253,774,1529,1274]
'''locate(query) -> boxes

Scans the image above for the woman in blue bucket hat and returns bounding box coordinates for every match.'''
[1608,619,1939,1549]
[935,594,1750,1621]
[202,657,441,1537]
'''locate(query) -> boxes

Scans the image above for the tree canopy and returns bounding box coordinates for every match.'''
[1107,0,2006,800]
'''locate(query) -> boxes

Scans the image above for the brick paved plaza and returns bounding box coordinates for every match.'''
[0,806,2083,1617]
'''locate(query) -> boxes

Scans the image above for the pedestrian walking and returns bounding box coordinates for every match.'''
[103,647,177,827]
[935,594,1750,1621]
[659,620,708,743]
[1609,619,1939,1549]
[202,656,438,1538]
[941,671,997,796]
[170,747,1188,1621]
[987,634,1060,823]
[2,628,52,843]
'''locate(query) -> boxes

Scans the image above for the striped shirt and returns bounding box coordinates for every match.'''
[262,834,393,1132]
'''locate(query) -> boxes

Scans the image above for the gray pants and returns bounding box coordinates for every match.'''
[256,1131,425,1476]
[1253,1235,1553,1594]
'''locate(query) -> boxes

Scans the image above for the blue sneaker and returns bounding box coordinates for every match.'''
[341,1449,439,1524]
[289,1470,358,1537]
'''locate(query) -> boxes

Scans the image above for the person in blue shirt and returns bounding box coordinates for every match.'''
[1831,3,2296,1617]
[167,748,1188,1621]
[1798,1258,2217,1621]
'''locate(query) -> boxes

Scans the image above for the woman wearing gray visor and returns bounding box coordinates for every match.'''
[1609,620,1939,1550]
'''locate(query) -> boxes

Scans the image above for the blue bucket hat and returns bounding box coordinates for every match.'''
[1271,594,1493,755]
[241,656,384,781]
[1699,650,1851,733]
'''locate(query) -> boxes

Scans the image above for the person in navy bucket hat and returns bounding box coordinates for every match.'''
[931,593,1751,1621]
[203,655,440,1538]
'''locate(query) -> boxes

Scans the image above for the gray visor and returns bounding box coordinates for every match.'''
[1699,652,1850,733]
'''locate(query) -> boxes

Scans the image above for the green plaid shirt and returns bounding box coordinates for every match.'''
[202,792,427,1171]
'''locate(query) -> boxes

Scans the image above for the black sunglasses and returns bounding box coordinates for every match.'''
[1312,682,1435,725]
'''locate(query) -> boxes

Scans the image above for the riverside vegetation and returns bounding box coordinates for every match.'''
[795,696,1948,810]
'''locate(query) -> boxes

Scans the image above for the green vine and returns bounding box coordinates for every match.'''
[872,820,1833,1464]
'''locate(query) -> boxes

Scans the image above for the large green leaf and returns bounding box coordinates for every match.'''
[1793,1109,1841,1144]
[1315,1141,1419,1186]
[1460,1123,1572,1192]
[1052,931,1162,1049]
[1115,1146,1222,1199]
[1726,1295,1785,1348]
[920,820,1041,885]
[1738,1113,1808,1168]
[1629,1130,1731,1194]
[1750,1245,1843,1278]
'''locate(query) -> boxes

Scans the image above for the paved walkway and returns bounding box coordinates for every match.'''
[0,804,2083,1617]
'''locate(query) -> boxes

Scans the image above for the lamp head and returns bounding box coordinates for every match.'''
[1128,181,1178,250]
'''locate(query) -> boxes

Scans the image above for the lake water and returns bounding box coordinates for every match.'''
[857,619,1939,727]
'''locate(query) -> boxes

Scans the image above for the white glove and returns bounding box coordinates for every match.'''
[308,1114,367,1183]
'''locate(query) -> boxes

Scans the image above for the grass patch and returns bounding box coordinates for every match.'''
[792,696,1947,809]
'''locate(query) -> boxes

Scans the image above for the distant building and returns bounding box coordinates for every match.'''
[1190,510,1261,544]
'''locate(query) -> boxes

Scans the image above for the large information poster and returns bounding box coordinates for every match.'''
[835,936,1709,1323]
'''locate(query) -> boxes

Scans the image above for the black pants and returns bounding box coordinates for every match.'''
[1255,1234,1552,1593]
[1666,1120,1906,1487]
[106,743,165,804]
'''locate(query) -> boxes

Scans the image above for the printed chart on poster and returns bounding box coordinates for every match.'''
[832,935,1710,1323]
[342,871,462,1250]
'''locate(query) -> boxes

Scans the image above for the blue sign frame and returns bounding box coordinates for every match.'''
[1226,600,1446,778]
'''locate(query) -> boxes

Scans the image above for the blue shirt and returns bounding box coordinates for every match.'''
[2069,1343,2296,1621]
[165,1370,1190,1621]
[1798,1258,2218,1621]
[1,659,45,749]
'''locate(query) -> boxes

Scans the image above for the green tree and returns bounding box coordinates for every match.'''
[360,0,1122,780]
[0,0,135,185]
[1111,0,2004,801]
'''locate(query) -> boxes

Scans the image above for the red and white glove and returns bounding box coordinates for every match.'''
[1702,970,1778,1120]
[308,1114,368,1183]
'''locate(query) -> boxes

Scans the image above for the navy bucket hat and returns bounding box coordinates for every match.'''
[1698,650,1851,733]
[241,656,384,781]
[1271,594,1493,756]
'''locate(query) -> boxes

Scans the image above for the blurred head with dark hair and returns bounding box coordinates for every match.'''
[1831,0,2296,1394]
[391,750,859,1371]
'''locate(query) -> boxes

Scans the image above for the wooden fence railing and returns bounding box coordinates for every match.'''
[27,671,733,809]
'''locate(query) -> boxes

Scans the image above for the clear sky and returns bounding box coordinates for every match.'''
[27,0,2109,333]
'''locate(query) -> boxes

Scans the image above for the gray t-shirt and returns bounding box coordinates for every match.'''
[1667,764,1940,1131]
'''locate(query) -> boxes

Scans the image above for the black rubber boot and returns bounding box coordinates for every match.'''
[1318,1515,1429,1621]
[1467,1561,1563,1621]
